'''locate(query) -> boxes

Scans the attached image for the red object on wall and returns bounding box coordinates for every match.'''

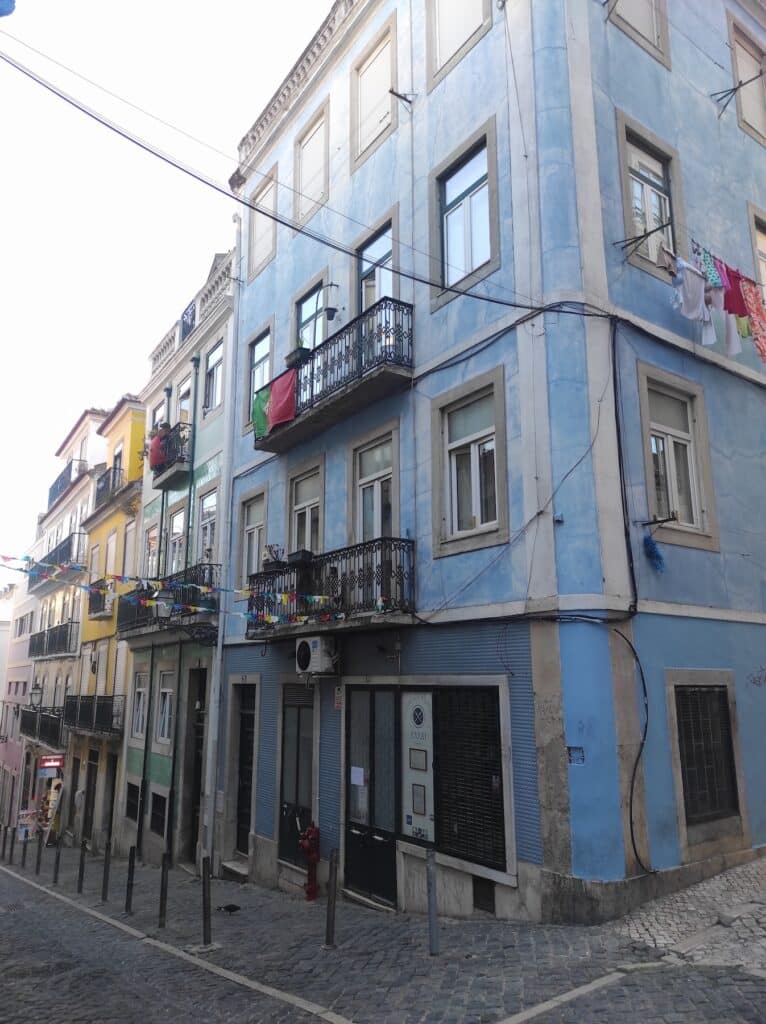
[298,823,320,901]
[268,369,298,429]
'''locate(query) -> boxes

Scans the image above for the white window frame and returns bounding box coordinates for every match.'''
[177,376,192,424]
[609,0,670,68]
[356,437,394,542]
[242,494,265,584]
[441,144,490,288]
[249,331,271,421]
[132,681,147,738]
[248,170,277,278]
[730,18,766,148]
[168,508,185,574]
[426,0,491,91]
[647,384,701,530]
[290,468,322,554]
[626,137,673,264]
[198,490,217,563]
[295,104,329,223]
[445,391,498,537]
[204,340,224,413]
[151,401,166,430]
[144,524,159,579]
[296,284,325,350]
[351,19,397,171]
[156,678,174,744]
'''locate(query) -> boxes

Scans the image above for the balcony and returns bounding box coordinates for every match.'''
[28,533,86,595]
[94,466,125,510]
[63,694,124,737]
[117,562,220,644]
[246,537,415,638]
[88,579,114,618]
[254,298,414,454]
[19,706,66,749]
[152,422,191,490]
[28,622,80,659]
[48,459,87,511]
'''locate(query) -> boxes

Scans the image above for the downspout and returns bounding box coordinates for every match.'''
[135,643,155,860]
[165,636,183,864]
[201,224,241,872]
[183,355,201,572]
[157,493,167,577]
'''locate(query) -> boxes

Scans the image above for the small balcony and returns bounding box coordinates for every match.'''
[94,466,125,510]
[28,622,80,659]
[117,562,219,644]
[63,694,124,737]
[152,422,191,490]
[19,706,66,749]
[254,298,414,454]
[246,537,415,638]
[88,579,114,618]
[28,533,86,595]
[48,459,88,511]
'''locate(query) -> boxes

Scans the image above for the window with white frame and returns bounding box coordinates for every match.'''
[296,111,327,221]
[204,341,224,412]
[647,384,700,529]
[151,401,166,430]
[144,524,158,578]
[627,136,673,263]
[441,144,490,287]
[156,678,174,743]
[755,218,766,302]
[357,437,393,541]
[132,680,147,738]
[432,0,485,71]
[296,285,325,349]
[733,28,766,143]
[249,175,277,276]
[610,0,669,63]
[177,376,191,423]
[291,469,321,553]
[168,509,185,574]
[354,33,393,159]
[249,331,270,420]
[242,495,265,581]
[446,391,497,535]
[198,491,217,562]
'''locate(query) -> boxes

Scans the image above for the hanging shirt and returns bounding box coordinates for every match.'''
[700,249,723,288]
[741,278,766,362]
[672,259,706,320]
[713,258,731,292]
[723,266,749,317]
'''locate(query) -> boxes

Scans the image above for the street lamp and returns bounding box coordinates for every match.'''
[29,681,43,708]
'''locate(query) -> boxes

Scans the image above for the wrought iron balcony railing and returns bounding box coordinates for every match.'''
[19,706,66,749]
[88,579,114,617]
[117,563,220,634]
[152,422,190,483]
[48,459,88,510]
[28,622,79,659]
[63,694,124,736]
[247,537,415,635]
[28,533,86,594]
[94,466,125,510]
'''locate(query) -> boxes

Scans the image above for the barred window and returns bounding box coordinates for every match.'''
[675,685,739,826]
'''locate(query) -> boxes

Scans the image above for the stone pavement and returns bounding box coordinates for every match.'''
[1,837,766,1023]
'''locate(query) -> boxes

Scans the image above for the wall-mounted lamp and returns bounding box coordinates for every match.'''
[29,681,43,708]
[324,282,340,322]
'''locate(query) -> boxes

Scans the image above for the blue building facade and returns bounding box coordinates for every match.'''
[212,0,766,921]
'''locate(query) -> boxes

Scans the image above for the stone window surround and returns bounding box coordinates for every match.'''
[636,361,719,552]
[284,453,325,557]
[348,205,401,319]
[430,365,509,558]
[242,317,275,436]
[664,667,750,864]
[748,200,766,293]
[349,12,398,175]
[234,482,269,598]
[345,418,401,545]
[425,0,493,93]
[293,99,330,227]
[608,0,671,70]
[247,162,278,282]
[290,266,329,353]
[728,13,766,150]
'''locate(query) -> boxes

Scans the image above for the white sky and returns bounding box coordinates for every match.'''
[0,0,327,588]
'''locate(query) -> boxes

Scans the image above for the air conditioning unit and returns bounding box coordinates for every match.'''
[296,636,335,675]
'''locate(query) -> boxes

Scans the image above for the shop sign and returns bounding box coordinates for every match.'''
[40,755,64,770]
[16,808,36,840]
[400,691,435,843]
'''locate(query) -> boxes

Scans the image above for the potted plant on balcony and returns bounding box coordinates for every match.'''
[262,544,286,573]
[284,346,312,370]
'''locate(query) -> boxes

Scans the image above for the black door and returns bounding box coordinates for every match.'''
[188,669,207,862]
[278,685,314,866]
[82,749,99,841]
[345,687,397,905]
[236,685,257,854]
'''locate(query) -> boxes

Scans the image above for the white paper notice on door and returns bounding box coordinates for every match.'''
[350,765,365,786]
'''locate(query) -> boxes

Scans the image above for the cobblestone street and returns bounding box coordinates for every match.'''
[1,844,765,1022]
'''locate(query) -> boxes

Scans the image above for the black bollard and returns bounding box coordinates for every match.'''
[1,825,7,862]
[125,846,136,915]
[35,831,43,875]
[159,853,169,928]
[202,855,212,946]
[101,840,111,903]
[8,827,16,865]
[77,839,86,894]
[52,837,62,886]
[323,848,338,950]
[21,829,28,869]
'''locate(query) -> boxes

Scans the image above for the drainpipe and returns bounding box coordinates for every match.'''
[157,493,167,578]
[165,637,183,864]
[183,355,201,573]
[136,643,155,860]
[201,225,241,872]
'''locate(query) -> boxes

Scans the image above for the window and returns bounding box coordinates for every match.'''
[431,368,508,556]
[609,0,670,67]
[112,443,123,478]
[352,24,395,168]
[296,285,325,350]
[357,437,393,541]
[89,544,100,581]
[125,782,139,822]
[296,107,328,222]
[156,682,174,744]
[675,685,739,826]
[144,524,158,578]
[248,173,277,277]
[168,508,185,574]
[177,376,191,423]
[105,531,117,577]
[123,522,136,578]
[150,792,167,836]
[131,682,147,738]
[732,25,766,145]
[198,491,217,562]
[151,401,165,431]
[442,145,489,287]
[358,226,393,311]
[626,137,673,263]
[204,341,224,412]
[752,210,766,302]
[242,494,265,582]
[291,469,321,553]
[427,0,490,88]
[248,331,270,421]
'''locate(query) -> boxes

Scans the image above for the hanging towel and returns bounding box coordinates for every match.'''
[741,278,766,362]
[724,266,749,317]
[673,259,706,320]
[713,257,731,291]
[725,315,743,356]
[736,316,752,338]
[700,249,723,288]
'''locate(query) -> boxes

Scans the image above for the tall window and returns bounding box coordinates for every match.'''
[177,376,191,423]
[168,509,185,574]
[441,145,490,286]
[610,0,669,65]
[291,470,321,553]
[733,29,766,143]
[242,495,265,581]
[150,793,167,836]
[354,33,393,160]
[433,0,484,70]
[675,685,739,826]
[132,681,147,738]
[296,111,327,221]
[204,341,224,412]
[446,392,497,535]
[647,384,699,528]
[249,331,270,420]
[112,443,123,478]
[627,137,673,262]
[358,227,393,311]
[249,175,277,276]
[357,437,393,541]
[755,219,766,302]
[297,285,325,349]
[151,401,165,430]
[156,678,174,744]
[198,491,217,562]
[144,524,158,578]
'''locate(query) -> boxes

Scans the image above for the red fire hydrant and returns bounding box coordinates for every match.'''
[298,822,320,901]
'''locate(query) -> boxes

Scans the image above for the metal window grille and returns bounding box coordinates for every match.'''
[433,687,506,871]
[126,782,139,822]
[675,685,739,826]
[150,792,167,836]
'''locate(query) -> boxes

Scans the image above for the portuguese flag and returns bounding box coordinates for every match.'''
[252,368,297,436]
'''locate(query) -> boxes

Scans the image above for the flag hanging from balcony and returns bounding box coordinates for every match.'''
[252,369,297,435]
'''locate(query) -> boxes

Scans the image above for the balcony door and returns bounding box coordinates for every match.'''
[278,685,314,867]
[345,687,397,906]
[356,438,393,608]
[358,227,393,367]
[291,471,320,554]
[168,509,185,575]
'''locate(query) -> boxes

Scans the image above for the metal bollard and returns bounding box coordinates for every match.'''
[52,837,62,886]
[8,827,16,865]
[1,825,7,862]
[426,848,439,956]
[125,846,136,915]
[77,839,86,894]
[159,853,169,928]
[323,848,338,949]
[202,855,212,946]
[100,840,111,903]
[35,831,43,875]
[21,829,29,869]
